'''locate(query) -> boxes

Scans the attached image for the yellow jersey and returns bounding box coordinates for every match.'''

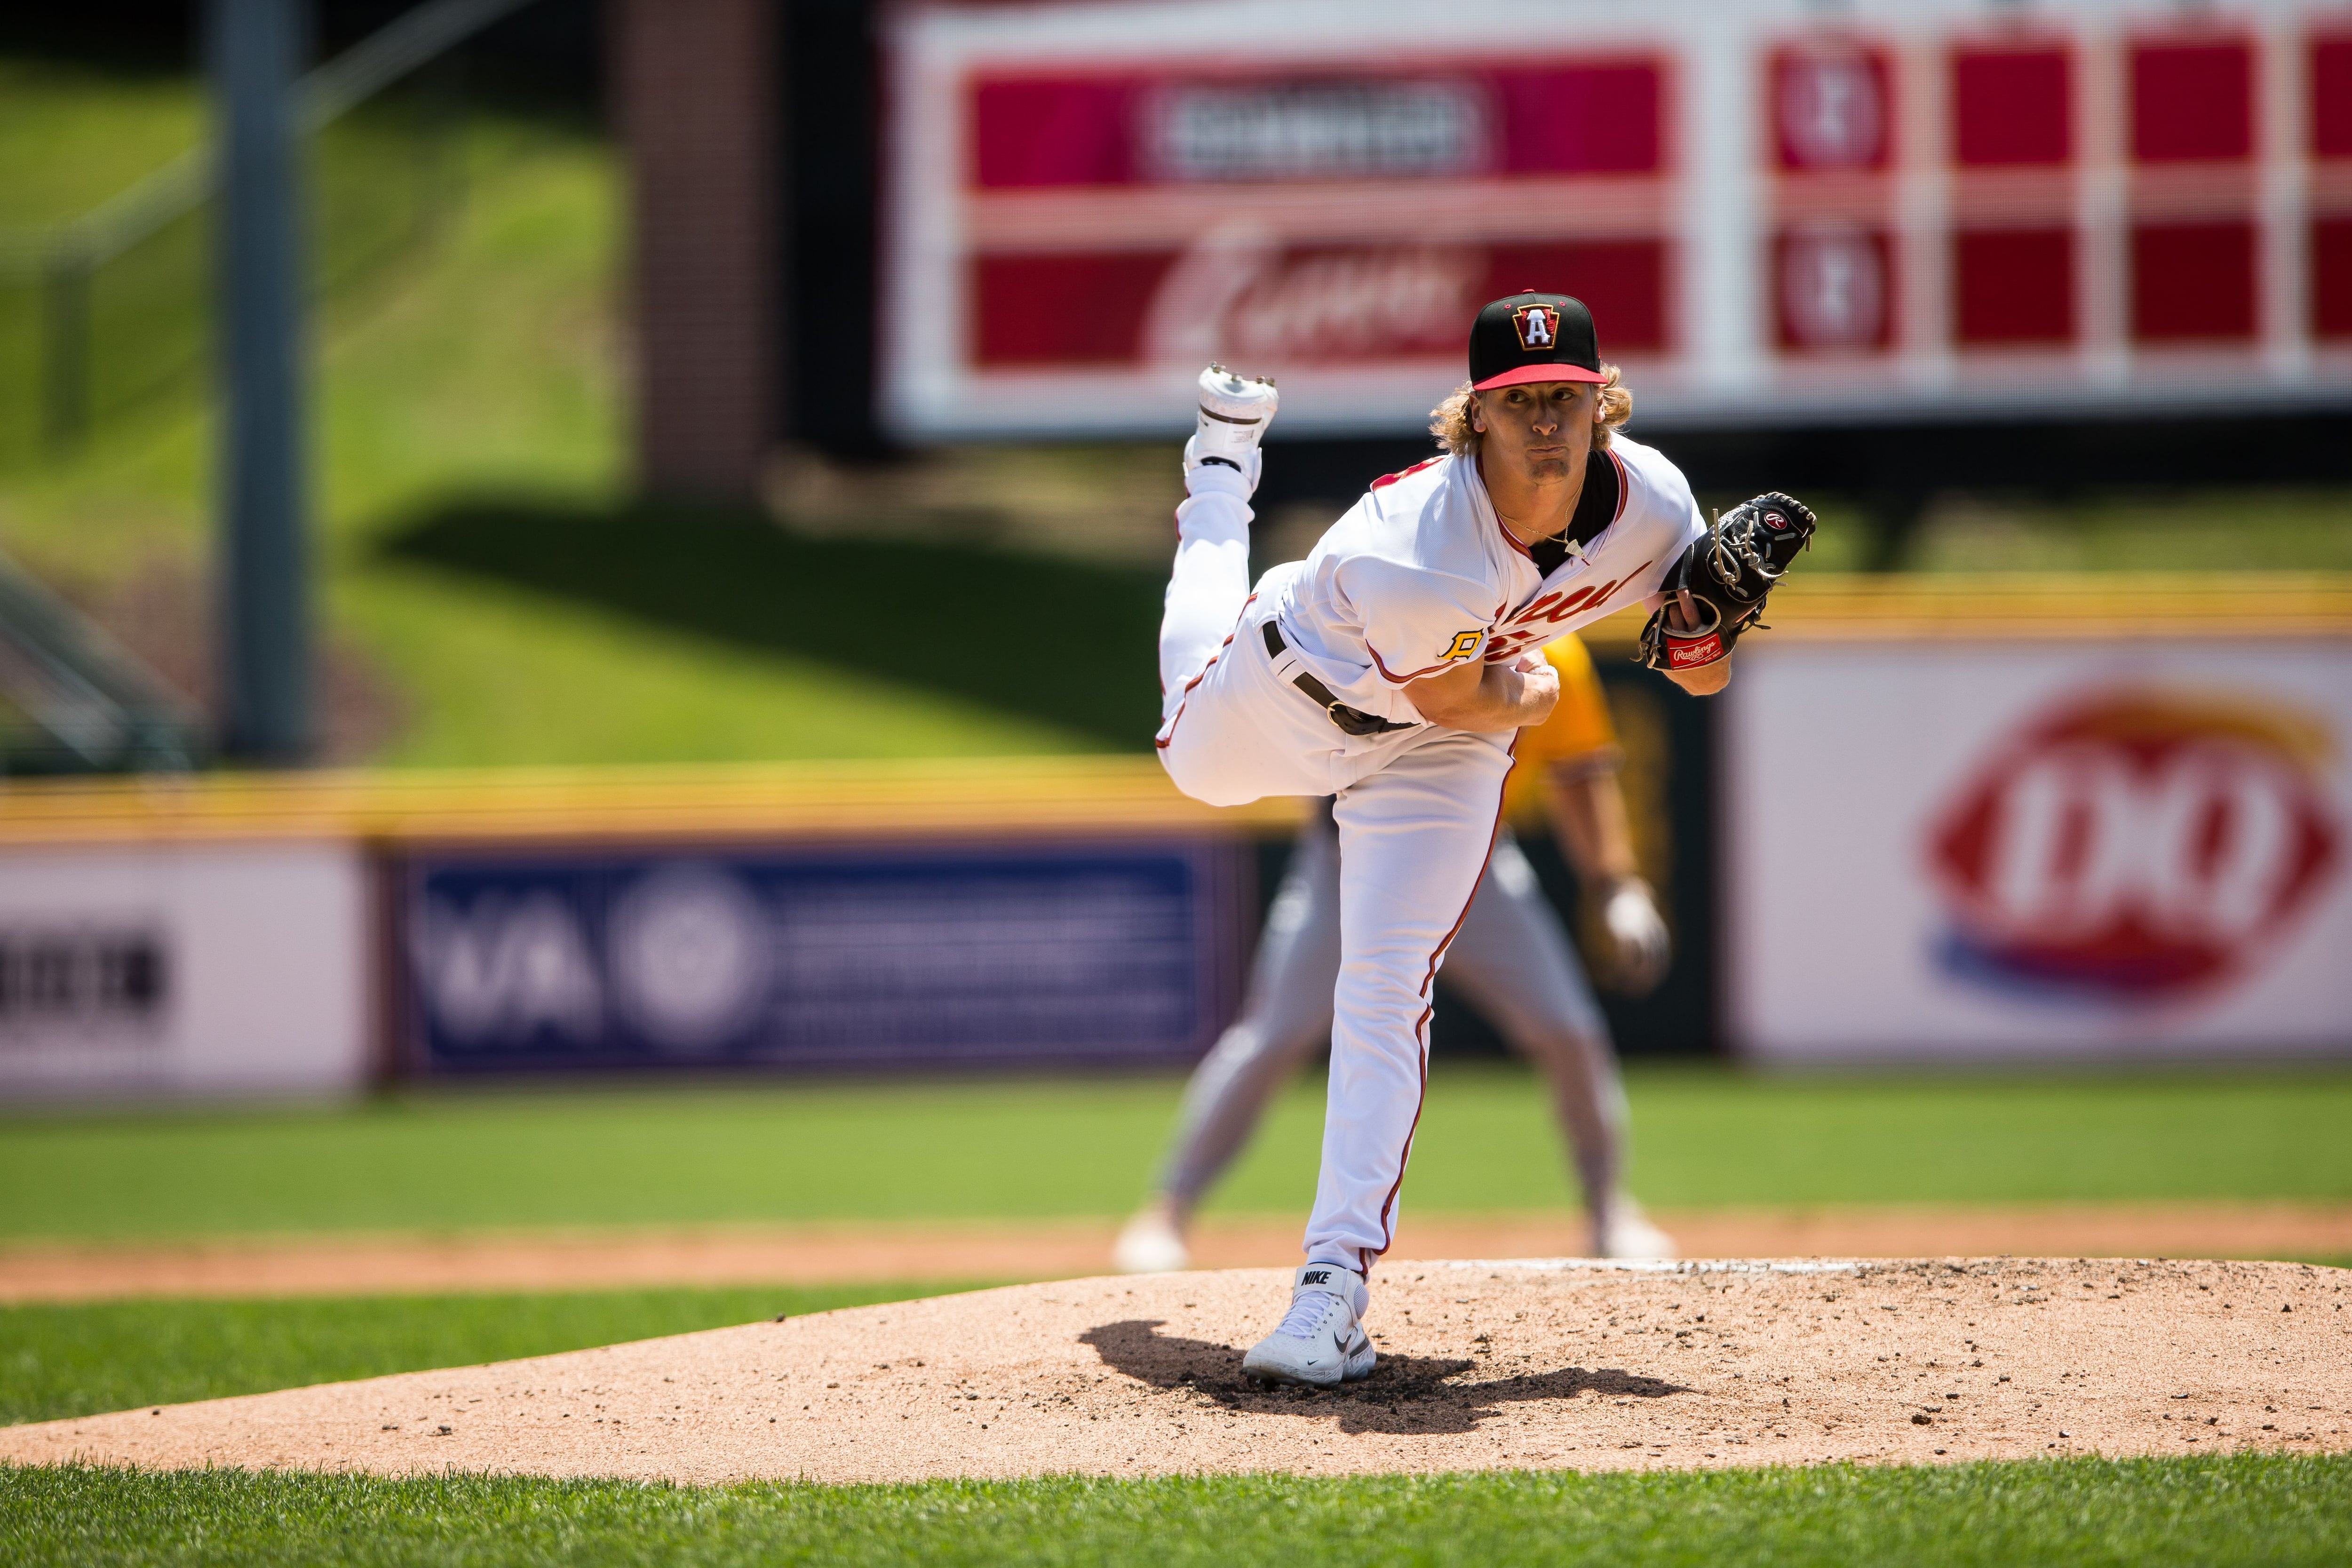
[1502,633,1621,822]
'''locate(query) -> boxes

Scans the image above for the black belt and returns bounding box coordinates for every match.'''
[1262,621,1419,737]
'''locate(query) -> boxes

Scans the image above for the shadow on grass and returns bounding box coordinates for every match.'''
[379,496,1170,748]
[1080,1319,1692,1437]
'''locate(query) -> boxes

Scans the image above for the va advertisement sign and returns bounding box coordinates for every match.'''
[397,840,1248,1075]
[1725,642,2352,1061]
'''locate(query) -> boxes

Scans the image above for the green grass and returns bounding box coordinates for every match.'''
[0,1284,962,1428]
[2,1456,2346,1567]
[347,560,1093,763]
[0,56,200,228]
[1900,489,2352,573]
[0,56,1083,766]
[3,1065,2347,1243]
[1790,490,2352,573]
[378,497,1168,748]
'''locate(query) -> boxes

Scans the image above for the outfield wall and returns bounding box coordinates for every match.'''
[0,840,368,1098]
[0,578,2345,1097]
[0,761,1297,1099]
[1724,582,2352,1061]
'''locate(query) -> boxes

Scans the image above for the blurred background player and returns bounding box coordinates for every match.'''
[1116,629,1679,1274]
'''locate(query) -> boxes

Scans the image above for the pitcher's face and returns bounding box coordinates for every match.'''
[1471,381,1598,485]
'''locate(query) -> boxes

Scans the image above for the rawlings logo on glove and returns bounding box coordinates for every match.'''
[1638,491,1817,674]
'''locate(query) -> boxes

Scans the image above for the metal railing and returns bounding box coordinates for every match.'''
[0,0,537,460]
[0,0,541,772]
[0,548,204,775]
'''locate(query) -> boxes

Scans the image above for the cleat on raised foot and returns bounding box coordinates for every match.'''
[1242,1262,1375,1387]
[1183,363,1279,495]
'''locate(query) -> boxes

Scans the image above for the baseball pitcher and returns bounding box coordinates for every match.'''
[1153,291,1813,1386]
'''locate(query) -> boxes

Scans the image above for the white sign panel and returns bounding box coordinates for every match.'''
[883,0,2352,440]
[0,842,370,1098]
[1725,641,2352,1061]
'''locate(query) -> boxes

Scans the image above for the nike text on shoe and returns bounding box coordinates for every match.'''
[1183,363,1279,494]
[1241,1262,1376,1387]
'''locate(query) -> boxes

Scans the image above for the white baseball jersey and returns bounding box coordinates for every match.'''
[1265,435,1708,726]
[1152,433,1705,1274]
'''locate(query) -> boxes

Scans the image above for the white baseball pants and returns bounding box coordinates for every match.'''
[1151,810,1629,1236]
[1158,485,1515,1272]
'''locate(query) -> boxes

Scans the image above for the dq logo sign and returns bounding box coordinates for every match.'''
[1927,689,2340,1003]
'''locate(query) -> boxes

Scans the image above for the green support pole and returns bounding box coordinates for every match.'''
[211,0,312,764]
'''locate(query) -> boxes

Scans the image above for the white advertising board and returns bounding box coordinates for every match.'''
[0,842,370,1098]
[1725,640,2352,1061]
[883,0,2352,440]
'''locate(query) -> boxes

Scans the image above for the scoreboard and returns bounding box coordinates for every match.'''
[880,0,2352,438]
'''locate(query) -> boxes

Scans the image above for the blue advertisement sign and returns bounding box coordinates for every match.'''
[398,840,1248,1075]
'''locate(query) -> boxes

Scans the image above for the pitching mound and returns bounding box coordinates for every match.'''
[5,1259,2345,1484]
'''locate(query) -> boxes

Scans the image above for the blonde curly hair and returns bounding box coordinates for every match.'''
[1428,366,1632,458]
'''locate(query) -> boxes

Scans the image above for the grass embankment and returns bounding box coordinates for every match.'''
[3,1456,2347,1567]
[7,55,2352,771]
[3,1066,2348,1242]
[0,55,1104,764]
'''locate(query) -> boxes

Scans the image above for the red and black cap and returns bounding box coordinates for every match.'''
[1469,291,1605,391]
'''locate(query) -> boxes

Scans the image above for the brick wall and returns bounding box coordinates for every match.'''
[612,0,778,499]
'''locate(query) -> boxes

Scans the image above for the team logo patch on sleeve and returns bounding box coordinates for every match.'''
[1442,630,1484,663]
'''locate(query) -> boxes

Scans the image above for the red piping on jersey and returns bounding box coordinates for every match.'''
[1360,736,1515,1273]
[1368,645,1472,685]
[1369,455,1443,493]
[1153,593,1255,752]
[1362,1037,1433,1276]
[1494,511,1534,561]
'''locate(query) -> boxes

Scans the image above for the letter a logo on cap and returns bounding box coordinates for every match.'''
[1512,303,1556,350]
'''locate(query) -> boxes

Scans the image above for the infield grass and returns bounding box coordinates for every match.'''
[3,1455,2346,1567]
[2,1064,2347,1242]
[0,1285,972,1429]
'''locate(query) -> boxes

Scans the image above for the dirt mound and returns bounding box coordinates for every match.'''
[5,1259,2345,1484]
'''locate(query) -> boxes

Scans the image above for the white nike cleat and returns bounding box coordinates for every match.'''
[1594,1196,1679,1261]
[1183,363,1278,496]
[1241,1262,1376,1387]
[1113,1205,1191,1274]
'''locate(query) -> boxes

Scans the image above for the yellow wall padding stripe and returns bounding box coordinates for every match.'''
[0,756,1308,847]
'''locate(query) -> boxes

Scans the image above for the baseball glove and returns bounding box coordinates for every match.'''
[1637,491,1817,673]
